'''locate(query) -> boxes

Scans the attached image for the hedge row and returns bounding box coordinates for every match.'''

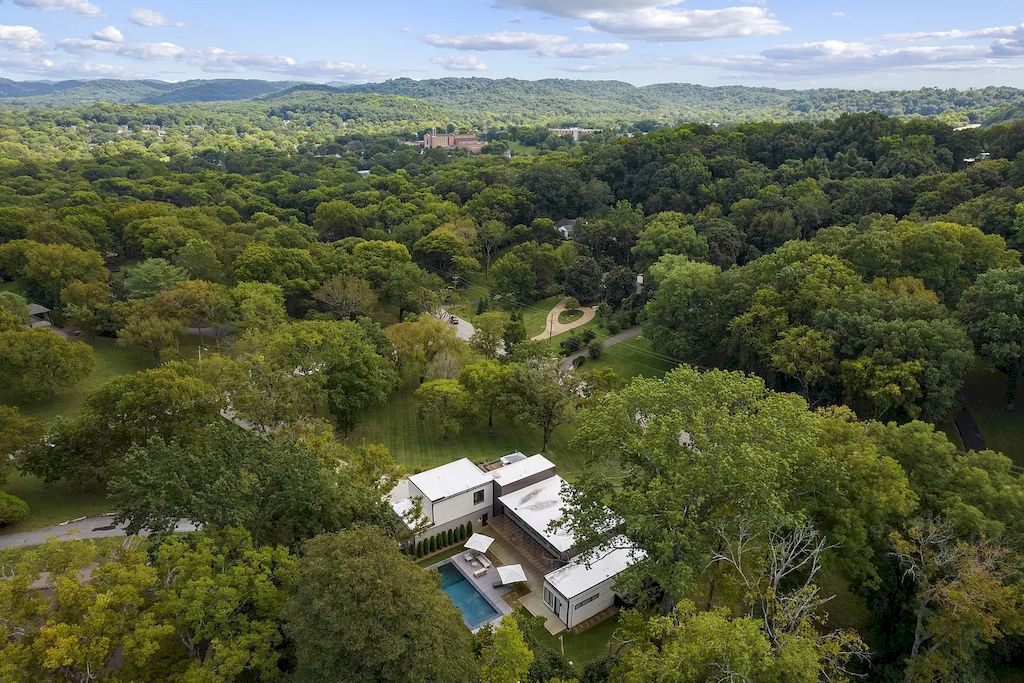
[412,520,473,559]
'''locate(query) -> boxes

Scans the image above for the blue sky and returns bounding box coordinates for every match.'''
[1,0,1023,89]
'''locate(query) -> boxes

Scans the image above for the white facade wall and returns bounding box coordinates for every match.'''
[431,483,492,527]
[542,574,618,629]
[406,482,434,522]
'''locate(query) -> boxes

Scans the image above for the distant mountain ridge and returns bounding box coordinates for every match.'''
[1,77,1022,125]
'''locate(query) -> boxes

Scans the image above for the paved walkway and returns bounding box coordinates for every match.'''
[954,407,987,452]
[560,326,643,371]
[531,298,596,341]
[0,514,197,549]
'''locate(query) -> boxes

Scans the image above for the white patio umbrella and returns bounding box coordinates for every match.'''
[497,564,528,585]
[465,533,495,554]
[466,532,493,557]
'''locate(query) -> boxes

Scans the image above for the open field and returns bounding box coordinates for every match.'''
[347,387,598,480]
[959,363,1024,466]
[581,335,678,379]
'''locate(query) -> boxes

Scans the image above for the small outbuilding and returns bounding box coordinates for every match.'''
[27,303,52,329]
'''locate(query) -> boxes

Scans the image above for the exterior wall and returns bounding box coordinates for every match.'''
[411,508,487,545]
[542,575,618,629]
[493,467,556,514]
[406,482,434,522]
[432,483,492,527]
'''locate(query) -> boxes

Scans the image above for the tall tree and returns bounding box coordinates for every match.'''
[284,528,477,683]
[504,357,583,452]
[957,266,1024,408]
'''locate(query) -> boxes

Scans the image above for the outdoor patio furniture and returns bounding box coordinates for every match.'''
[462,552,475,562]
[479,556,492,569]
[470,559,481,568]
[473,567,488,577]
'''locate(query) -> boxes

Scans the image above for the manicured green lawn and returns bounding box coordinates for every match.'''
[0,334,208,535]
[557,309,584,325]
[0,471,109,533]
[958,362,1024,466]
[3,337,154,424]
[582,336,677,380]
[520,295,564,339]
[347,388,596,480]
[521,608,621,670]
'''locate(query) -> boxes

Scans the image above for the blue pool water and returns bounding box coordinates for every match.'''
[438,562,498,629]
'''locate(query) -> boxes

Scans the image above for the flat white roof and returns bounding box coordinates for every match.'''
[544,536,646,599]
[408,458,492,502]
[498,475,575,553]
[489,454,555,488]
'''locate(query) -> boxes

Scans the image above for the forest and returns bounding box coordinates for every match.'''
[0,96,1022,683]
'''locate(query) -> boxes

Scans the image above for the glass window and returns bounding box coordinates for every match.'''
[473,489,484,504]
[574,593,600,610]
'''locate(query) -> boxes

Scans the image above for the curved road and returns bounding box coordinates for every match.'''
[0,514,197,549]
[531,298,596,341]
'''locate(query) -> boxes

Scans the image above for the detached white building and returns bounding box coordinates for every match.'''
[391,453,643,630]
[542,536,645,629]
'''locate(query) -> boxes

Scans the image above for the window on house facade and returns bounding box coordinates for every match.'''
[473,489,485,504]
[574,593,600,610]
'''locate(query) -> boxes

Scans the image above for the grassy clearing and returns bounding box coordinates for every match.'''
[347,387,596,480]
[0,334,208,536]
[582,336,677,380]
[3,337,153,424]
[0,471,109,533]
[958,362,1024,466]
[520,608,620,671]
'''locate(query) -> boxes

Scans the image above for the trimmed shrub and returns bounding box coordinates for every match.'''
[447,529,454,545]
[573,355,586,369]
[415,540,423,557]
[428,536,435,553]
[458,524,466,541]
[467,521,473,535]
[588,343,603,359]
[580,329,597,345]
[0,492,29,526]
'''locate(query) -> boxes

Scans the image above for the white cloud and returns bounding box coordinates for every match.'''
[499,0,662,16]
[499,1,788,41]
[0,24,46,50]
[584,6,788,41]
[91,25,124,42]
[0,53,142,78]
[886,24,1023,42]
[422,31,565,51]
[687,40,996,77]
[13,0,101,16]
[574,25,598,33]
[832,11,845,18]
[128,7,184,28]
[55,35,389,81]
[539,41,629,57]
[432,54,488,71]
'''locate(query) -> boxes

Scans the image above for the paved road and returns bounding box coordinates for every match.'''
[531,298,596,341]
[436,307,475,342]
[560,326,643,371]
[0,514,197,549]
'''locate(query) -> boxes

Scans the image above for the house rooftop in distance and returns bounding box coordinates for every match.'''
[498,475,574,553]
[489,454,554,488]
[408,457,492,502]
[544,536,646,598]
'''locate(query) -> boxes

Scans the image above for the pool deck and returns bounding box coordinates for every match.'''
[428,551,514,632]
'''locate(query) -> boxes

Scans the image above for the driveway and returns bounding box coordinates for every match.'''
[560,325,643,371]
[0,514,197,549]
[531,298,596,341]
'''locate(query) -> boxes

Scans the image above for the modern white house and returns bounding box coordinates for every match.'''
[392,458,494,539]
[542,536,645,629]
[391,453,643,630]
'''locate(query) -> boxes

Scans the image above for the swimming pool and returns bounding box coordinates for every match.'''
[437,562,499,629]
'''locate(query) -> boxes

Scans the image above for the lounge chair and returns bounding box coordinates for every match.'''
[479,556,492,569]
[462,551,475,562]
[473,567,488,577]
